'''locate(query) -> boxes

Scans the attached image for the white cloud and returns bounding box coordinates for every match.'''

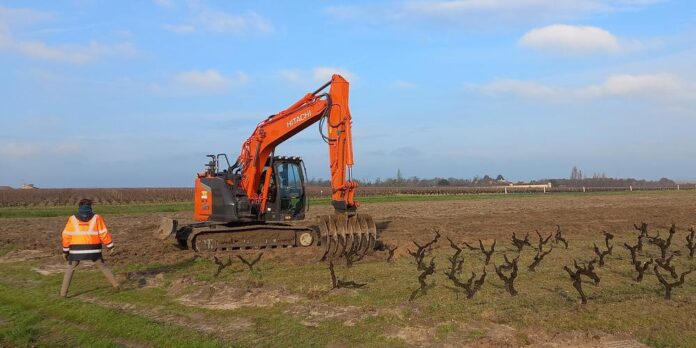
[471,73,696,103]
[278,69,303,84]
[0,6,137,64]
[326,0,660,27]
[393,80,417,89]
[0,142,41,158]
[153,0,174,8]
[197,9,271,33]
[0,6,52,27]
[582,74,686,98]
[162,24,195,33]
[477,79,561,98]
[163,2,272,35]
[11,40,136,64]
[169,69,249,94]
[312,67,356,82]
[519,24,620,55]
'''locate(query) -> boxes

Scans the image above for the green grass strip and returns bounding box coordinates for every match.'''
[0,283,221,348]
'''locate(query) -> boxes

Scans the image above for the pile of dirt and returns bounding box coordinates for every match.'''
[177,282,302,310]
[285,303,378,327]
[32,263,70,275]
[126,270,165,288]
[0,249,51,263]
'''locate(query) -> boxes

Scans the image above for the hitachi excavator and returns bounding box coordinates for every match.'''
[158,74,378,259]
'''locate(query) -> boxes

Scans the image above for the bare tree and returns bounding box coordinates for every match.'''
[554,225,569,249]
[654,266,692,300]
[648,224,676,260]
[528,245,553,272]
[655,254,678,279]
[444,237,464,280]
[448,269,487,299]
[593,243,612,267]
[603,231,614,252]
[344,246,365,268]
[632,258,653,282]
[479,240,496,265]
[494,254,519,296]
[564,265,587,304]
[213,256,233,277]
[624,241,640,265]
[634,222,649,243]
[461,241,479,251]
[409,258,436,301]
[511,232,532,252]
[536,230,552,250]
[408,230,441,270]
[328,260,366,289]
[237,253,263,271]
[686,227,695,259]
[386,244,398,262]
[574,259,600,285]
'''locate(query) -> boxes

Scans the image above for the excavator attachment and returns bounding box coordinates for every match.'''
[317,214,377,260]
[155,217,177,241]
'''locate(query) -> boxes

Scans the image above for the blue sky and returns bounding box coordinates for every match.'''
[0,0,695,187]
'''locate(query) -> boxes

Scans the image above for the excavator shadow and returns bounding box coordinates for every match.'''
[376,220,391,234]
[122,256,201,288]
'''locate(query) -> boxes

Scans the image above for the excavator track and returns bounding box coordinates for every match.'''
[158,214,378,258]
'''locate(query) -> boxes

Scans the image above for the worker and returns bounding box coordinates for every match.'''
[60,198,119,297]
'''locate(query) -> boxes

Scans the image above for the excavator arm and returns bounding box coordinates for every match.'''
[236,74,358,214]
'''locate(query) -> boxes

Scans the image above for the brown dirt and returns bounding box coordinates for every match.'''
[177,281,302,310]
[3,193,695,268]
[0,249,52,263]
[285,303,379,327]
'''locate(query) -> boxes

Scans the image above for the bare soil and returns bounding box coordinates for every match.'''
[3,192,694,267]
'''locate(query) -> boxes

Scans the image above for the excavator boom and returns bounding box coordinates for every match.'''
[236,74,358,213]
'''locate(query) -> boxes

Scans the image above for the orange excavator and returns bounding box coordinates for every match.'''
[158,74,378,259]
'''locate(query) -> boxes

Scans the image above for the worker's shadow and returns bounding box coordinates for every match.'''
[67,286,113,298]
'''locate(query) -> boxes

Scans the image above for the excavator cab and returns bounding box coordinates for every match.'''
[264,156,307,222]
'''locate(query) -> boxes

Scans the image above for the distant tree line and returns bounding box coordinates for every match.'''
[306,166,677,188]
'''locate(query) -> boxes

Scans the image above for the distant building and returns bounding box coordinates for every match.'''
[507,182,552,189]
[20,184,38,189]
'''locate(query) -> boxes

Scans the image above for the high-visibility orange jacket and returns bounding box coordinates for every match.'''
[61,214,113,261]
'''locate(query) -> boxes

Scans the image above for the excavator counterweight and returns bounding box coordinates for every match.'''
[158,75,379,259]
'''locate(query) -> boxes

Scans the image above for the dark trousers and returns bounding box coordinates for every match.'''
[60,259,119,297]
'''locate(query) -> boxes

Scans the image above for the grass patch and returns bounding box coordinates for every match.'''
[0,281,222,347]
[0,202,193,219]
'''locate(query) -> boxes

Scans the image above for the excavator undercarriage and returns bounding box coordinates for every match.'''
[157,213,378,259]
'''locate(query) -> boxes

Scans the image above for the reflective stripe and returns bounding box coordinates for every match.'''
[69,249,102,254]
[105,243,114,248]
[71,216,80,233]
[88,215,98,232]
[63,247,70,252]
[64,231,99,236]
